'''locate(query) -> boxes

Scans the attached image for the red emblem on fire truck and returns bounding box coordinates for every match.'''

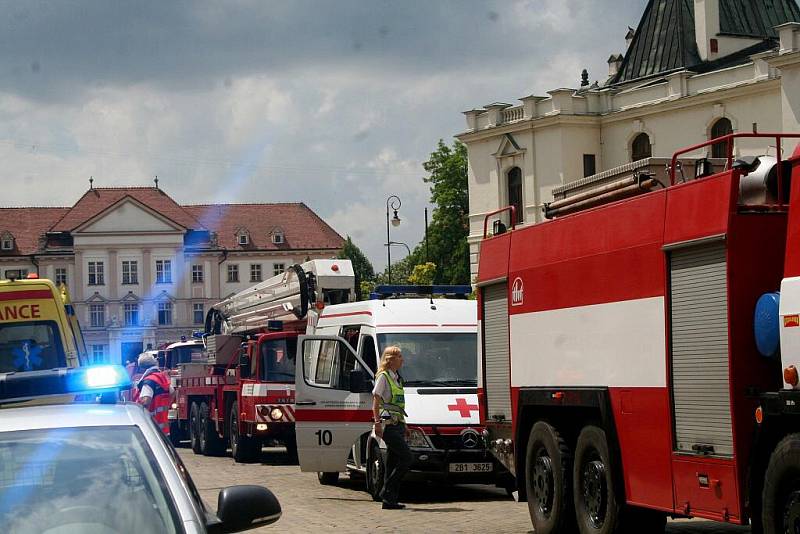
[511,277,524,307]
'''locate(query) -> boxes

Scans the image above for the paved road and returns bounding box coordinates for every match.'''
[179,447,751,534]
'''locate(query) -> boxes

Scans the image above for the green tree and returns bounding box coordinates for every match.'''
[408,262,436,285]
[422,140,470,285]
[337,236,375,300]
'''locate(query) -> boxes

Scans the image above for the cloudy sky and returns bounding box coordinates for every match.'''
[0,0,645,268]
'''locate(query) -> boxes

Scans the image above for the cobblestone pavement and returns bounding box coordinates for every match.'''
[179,447,751,534]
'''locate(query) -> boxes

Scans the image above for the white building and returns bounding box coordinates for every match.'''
[457,0,800,279]
[0,184,344,364]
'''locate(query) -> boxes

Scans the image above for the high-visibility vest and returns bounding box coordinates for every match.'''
[133,369,171,436]
[377,370,406,423]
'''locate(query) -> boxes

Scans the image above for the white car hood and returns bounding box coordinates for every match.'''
[403,388,480,425]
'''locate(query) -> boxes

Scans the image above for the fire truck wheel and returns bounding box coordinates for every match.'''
[573,425,621,534]
[525,421,575,534]
[366,442,385,502]
[318,471,340,485]
[199,401,226,456]
[189,402,201,454]
[230,401,260,463]
[762,433,800,534]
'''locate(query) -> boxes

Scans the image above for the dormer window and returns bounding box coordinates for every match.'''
[0,232,14,251]
[271,227,285,245]
[235,228,250,247]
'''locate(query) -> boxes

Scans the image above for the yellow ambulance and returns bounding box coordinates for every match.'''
[0,271,88,373]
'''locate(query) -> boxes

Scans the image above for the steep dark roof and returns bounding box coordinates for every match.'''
[611,0,800,86]
[612,0,701,85]
[719,0,800,38]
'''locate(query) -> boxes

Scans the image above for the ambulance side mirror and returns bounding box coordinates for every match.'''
[349,370,371,393]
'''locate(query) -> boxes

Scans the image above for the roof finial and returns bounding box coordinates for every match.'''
[154,175,159,190]
[89,176,94,190]
[581,69,589,87]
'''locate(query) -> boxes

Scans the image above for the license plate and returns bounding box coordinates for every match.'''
[448,462,493,473]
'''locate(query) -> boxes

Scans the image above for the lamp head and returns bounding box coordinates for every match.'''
[391,210,401,227]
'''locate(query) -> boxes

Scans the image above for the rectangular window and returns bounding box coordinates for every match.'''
[193,303,204,325]
[88,261,104,286]
[192,264,204,283]
[89,304,105,328]
[55,268,67,286]
[1,239,13,250]
[273,263,285,277]
[155,260,172,284]
[250,264,262,282]
[583,154,597,177]
[124,303,140,326]
[157,302,172,325]
[121,260,139,285]
[227,264,239,283]
[91,344,105,363]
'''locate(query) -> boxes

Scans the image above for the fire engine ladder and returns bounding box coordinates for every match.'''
[205,263,313,336]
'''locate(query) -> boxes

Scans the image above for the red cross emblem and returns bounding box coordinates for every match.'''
[448,398,479,418]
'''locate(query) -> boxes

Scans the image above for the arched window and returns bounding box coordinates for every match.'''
[507,167,524,224]
[631,133,652,162]
[710,118,733,159]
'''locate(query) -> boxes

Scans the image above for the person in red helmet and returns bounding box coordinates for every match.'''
[133,353,172,436]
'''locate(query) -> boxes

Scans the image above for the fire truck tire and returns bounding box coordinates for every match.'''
[525,421,575,534]
[199,401,226,456]
[573,425,622,534]
[318,471,340,485]
[366,442,385,502]
[230,401,260,463]
[762,433,800,534]
[189,403,202,454]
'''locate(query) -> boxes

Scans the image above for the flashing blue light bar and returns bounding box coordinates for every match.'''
[0,365,132,405]
[370,285,473,299]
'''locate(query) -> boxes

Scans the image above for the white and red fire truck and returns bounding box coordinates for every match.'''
[170,259,355,462]
[477,132,800,534]
[293,285,510,499]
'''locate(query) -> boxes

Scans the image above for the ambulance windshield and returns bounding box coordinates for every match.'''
[377,333,477,386]
[260,337,297,382]
[0,321,65,372]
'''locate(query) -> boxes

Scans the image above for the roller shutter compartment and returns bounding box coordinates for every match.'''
[483,283,511,422]
[669,242,733,457]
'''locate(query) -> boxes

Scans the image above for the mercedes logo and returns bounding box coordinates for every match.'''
[461,429,480,449]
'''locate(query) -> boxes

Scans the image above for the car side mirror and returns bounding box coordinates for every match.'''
[238,353,250,378]
[208,485,281,533]
[349,370,371,393]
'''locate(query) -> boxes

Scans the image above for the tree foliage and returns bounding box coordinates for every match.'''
[408,262,436,285]
[338,236,374,300]
[421,140,470,285]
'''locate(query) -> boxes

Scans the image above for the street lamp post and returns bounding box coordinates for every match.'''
[386,195,401,284]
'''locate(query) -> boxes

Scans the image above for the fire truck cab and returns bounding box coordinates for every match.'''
[294,286,507,499]
[477,133,800,534]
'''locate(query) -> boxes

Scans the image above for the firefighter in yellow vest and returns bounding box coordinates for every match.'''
[372,345,412,510]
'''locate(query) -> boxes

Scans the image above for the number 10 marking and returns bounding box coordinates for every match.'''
[316,429,332,446]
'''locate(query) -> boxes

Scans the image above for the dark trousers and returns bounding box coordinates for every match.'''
[381,422,413,504]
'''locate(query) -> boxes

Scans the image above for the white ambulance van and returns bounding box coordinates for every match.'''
[294,286,507,500]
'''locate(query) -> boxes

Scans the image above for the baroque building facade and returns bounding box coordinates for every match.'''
[0,185,344,364]
[457,0,800,280]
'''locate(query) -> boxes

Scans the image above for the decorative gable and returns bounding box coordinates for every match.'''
[76,197,184,234]
[492,134,526,159]
[235,227,251,246]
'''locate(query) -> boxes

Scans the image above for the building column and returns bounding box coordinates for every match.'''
[108,249,118,300]
[73,250,84,301]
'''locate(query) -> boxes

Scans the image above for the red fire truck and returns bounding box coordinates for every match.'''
[477,133,800,533]
[170,259,354,462]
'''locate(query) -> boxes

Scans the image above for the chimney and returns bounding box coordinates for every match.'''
[694,0,720,61]
[625,27,635,49]
[608,54,623,78]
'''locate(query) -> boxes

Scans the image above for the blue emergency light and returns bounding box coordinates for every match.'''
[0,365,131,405]
[370,285,473,299]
